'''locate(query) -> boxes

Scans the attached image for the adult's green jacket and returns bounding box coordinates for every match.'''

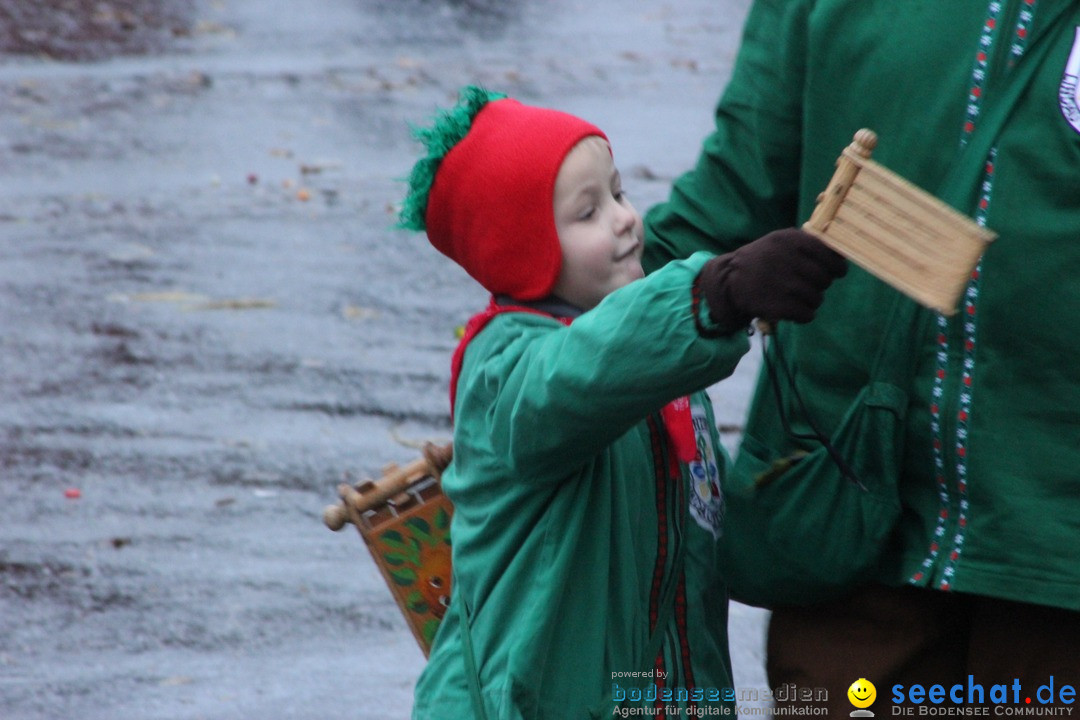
[412,254,749,719]
[645,0,1080,610]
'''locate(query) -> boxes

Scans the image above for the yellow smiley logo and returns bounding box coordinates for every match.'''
[848,678,877,709]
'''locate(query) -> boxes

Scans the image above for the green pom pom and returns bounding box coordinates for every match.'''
[398,85,507,232]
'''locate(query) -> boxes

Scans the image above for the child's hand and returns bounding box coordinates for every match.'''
[698,229,848,332]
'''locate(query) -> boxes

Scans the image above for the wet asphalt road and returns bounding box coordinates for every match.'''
[0,1,765,718]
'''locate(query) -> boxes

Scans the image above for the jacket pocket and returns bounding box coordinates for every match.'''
[717,380,906,608]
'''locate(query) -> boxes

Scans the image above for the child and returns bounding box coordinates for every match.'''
[399,86,845,719]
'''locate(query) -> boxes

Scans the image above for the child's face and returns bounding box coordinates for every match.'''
[550,136,644,311]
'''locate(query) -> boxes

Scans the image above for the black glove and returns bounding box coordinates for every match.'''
[698,228,848,332]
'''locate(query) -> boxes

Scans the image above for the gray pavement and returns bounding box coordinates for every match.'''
[0,1,767,718]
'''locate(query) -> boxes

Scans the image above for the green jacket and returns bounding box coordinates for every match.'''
[645,0,1080,610]
[412,254,749,719]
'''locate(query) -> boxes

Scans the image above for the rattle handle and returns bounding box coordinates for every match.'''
[323,442,453,530]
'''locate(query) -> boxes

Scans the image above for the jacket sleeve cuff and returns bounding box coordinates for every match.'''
[691,254,752,337]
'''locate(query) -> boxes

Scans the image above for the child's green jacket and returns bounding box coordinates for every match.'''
[413,253,749,719]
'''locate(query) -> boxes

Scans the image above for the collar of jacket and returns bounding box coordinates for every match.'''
[494,294,583,320]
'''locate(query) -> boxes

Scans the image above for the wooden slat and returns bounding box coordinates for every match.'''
[804,130,996,315]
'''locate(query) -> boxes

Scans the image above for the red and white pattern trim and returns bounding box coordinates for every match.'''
[915,0,1035,588]
[961,1,1004,142]
[1010,0,1038,65]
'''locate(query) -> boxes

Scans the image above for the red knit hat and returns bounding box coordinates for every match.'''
[400,87,607,300]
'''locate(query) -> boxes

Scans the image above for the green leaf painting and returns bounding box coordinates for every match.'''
[422,619,440,646]
[389,566,417,586]
[406,590,430,614]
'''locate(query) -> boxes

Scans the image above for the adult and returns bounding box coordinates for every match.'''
[644,0,1080,713]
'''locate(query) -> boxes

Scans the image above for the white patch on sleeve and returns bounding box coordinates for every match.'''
[1060,27,1080,134]
[687,399,724,540]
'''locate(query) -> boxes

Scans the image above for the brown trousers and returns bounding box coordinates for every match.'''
[767,585,1080,716]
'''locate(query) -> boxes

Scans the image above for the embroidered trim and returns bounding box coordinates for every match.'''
[915,0,1032,588]
[675,573,696,710]
[671,462,694,705]
[913,314,952,584]
[646,415,670,689]
[961,1,1005,143]
[1010,0,1038,65]
[938,148,996,588]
